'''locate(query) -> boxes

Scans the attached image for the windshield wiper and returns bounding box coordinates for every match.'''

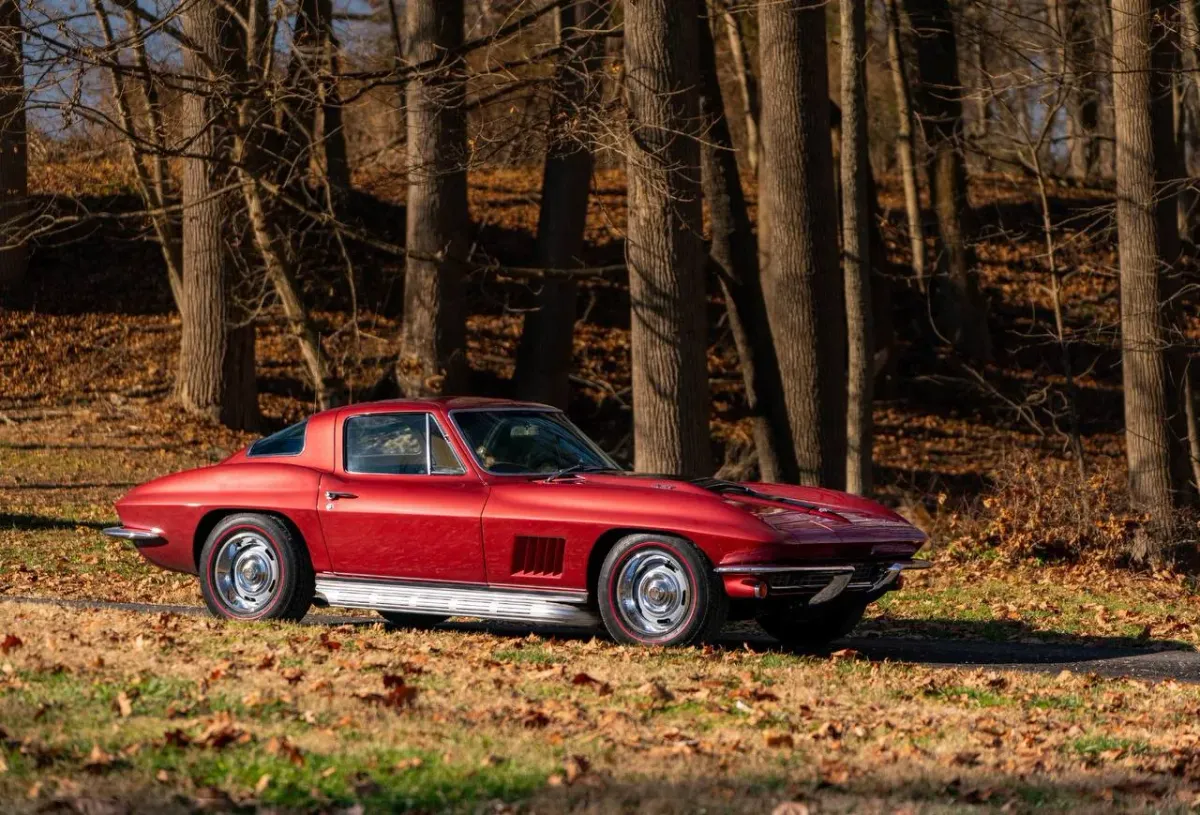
[543,463,612,482]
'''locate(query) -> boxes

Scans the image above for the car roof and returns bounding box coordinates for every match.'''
[332,396,556,417]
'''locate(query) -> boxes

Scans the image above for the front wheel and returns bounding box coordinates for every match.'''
[199,513,314,622]
[597,534,727,647]
[756,599,868,649]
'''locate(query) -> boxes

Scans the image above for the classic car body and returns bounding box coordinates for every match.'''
[107,397,929,646]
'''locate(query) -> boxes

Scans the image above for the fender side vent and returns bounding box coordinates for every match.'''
[512,536,566,577]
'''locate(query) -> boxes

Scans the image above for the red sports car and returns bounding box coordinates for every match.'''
[106,398,928,647]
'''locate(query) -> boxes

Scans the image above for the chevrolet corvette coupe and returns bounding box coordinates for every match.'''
[105,398,929,647]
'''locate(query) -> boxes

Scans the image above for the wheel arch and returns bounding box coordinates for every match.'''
[193,509,311,572]
[586,527,697,607]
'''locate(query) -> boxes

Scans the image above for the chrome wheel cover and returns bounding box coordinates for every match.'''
[615,549,692,637]
[213,531,279,614]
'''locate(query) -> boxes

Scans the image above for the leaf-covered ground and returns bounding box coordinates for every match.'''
[6,602,1200,813]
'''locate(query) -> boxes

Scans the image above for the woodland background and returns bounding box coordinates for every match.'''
[1,0,1200,569]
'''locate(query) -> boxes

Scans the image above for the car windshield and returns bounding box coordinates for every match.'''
[452,410,620,475]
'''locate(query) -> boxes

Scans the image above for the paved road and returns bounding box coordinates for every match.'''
[5,594,1199,682]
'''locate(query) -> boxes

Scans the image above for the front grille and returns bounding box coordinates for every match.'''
[764,563,888,594]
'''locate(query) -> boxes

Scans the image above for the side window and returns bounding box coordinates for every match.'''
[248,420,307,457]
[344,414,465,476]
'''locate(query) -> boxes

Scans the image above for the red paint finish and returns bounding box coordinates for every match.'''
[111,397,929,600]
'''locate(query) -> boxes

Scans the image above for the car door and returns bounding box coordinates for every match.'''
[317,411,489,583]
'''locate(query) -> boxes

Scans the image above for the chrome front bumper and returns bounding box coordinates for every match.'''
[715,559,931,604]
[102,527,166,547]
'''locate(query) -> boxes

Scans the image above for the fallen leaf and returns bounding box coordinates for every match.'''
[771,804,811,815]
[0,634,22,654]
[254,773,271,794]
[765,732,794,749]
[564,754,590,784]
[84,743,114,773]
[114,692,132,718]
[266,736,304,767]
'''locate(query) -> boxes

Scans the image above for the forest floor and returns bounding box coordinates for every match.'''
[2,163,1200,810]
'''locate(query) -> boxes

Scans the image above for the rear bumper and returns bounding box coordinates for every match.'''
[715,559,931,604]
[102,527,167,547]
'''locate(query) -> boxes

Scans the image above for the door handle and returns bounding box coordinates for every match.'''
[325,491,358,501]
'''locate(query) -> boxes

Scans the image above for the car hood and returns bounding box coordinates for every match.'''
[559,472,926,548]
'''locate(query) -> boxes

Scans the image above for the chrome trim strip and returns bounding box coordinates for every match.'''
[102,527,165,545]
[714,565,857,575]
[313,576,599,627]
[809,572,853,605]
[870,559,932,592]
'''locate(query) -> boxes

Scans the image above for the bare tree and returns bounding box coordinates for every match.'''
[0,0,25,288]
[714,0,760,177]
[884,0,926,290]
[176,0,257,429]
[512,0,607,408]
[399,0,470,396]
[906,0,991,361]
[842,0,873,496]
[696,0,795,483]
[624,0,712,476]
[288,0,350,195]
[1048,0,1102,183]
[758,0,845,488]
[1111,0,1187,560]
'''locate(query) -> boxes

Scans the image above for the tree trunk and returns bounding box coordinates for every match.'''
[624,0,712,477]
[696,0,795,484]
[401,0,470,396]
[757,0,845,488]
[177,0,257,428]
[0,0,26,288]
[1049,0,1101,183]
[842,0,873,496]
[885,0,926,290]
[288,0,350,195]
[905,0,991,361]
[1112,0,1183,560]
[513,0,606,408]
[715,0,760,178]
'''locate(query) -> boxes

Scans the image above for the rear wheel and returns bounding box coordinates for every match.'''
[199,513,314,622]
[756,599,868,648]
[597,534,726,647]
[377,611,448,629]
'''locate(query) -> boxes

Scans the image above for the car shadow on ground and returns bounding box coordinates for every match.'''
[404,615,1194,666]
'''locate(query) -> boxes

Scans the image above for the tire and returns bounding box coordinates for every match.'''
[199,513,314,622]
[756,599,868,649]
[377,611,448,629]
[597,533,727,647]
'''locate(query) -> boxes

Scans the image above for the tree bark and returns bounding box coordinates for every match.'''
[757,0,845,488]
[1112,0,1183,560]
[905,0,991,361]
[401,0,470,396]
[513,0,606,408]
[715,0,760,178]
[0,0,26,288]
[177,0,257,429]
[696,0,795,484]
[885,0,926,290]
[842,0,873,496]
[1047,0,1101,183]
[287,0,350,195]
[624,0,712,477]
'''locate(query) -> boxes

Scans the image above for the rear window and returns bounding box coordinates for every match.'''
[247,420,307,457]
